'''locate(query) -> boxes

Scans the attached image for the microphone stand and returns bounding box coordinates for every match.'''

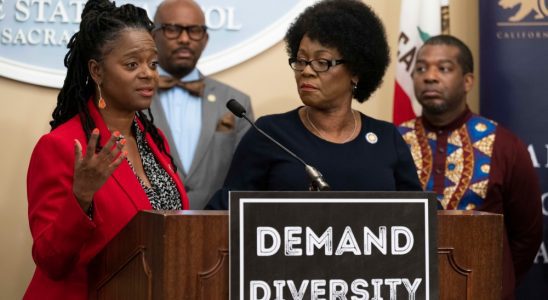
[228,99,330,191]
[304,165,331,191]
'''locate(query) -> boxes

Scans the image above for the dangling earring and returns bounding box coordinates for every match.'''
[351,82,358,98]
[97,84,106,109]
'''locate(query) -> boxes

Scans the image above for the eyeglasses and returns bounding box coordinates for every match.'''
[153,24,208,41]
[288,58,345,72]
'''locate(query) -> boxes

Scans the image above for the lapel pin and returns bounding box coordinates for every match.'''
[207,94,216,102]
[365,132,378,144]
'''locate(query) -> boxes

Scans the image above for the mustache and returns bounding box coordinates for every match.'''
[172,46,194,55]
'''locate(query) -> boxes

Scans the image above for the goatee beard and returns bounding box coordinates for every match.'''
[422,102,449,115]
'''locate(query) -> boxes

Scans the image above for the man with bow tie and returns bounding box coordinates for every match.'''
[151,0,254,209]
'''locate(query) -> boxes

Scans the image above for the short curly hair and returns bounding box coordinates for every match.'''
[284,0,390,103]
[423,35,474,74]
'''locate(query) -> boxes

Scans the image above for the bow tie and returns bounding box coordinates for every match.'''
[158,75,205,97]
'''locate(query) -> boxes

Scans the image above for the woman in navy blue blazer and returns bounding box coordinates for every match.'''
[207,0,421,210]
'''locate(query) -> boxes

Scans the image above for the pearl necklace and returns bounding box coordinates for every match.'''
[305,107,357,144]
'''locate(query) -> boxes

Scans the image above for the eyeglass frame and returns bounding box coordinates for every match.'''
[152,23,208,41]
[288,57,345,72]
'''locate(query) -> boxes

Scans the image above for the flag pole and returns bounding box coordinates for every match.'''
[441,0,450,34]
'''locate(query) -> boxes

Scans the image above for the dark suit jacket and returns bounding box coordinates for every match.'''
[151,76,253,209]
[24,101,188,299]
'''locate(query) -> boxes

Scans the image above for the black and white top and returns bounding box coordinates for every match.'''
[129,122,182,210]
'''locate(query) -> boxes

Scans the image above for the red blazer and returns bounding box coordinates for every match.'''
[24,101,189,299]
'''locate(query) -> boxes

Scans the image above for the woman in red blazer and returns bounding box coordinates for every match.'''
[25,1,189,299]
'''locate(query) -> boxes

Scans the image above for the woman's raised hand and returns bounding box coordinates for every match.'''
[73,128,127,211]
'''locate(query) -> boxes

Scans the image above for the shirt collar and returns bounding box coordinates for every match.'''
[157,67,202,82]
[421,106,473,133]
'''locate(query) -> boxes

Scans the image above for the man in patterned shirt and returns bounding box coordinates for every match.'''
[397,35,542,299]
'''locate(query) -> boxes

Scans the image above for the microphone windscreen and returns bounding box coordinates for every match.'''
[226,99,247,118]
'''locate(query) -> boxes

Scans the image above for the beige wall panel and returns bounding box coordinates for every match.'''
[450,0,480,112]
[0,1,478,297]
[0,77,57,298]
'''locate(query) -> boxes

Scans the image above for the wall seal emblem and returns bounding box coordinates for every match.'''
[0,0,317,88]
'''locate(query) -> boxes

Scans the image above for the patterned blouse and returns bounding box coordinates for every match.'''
[129,122,182,210]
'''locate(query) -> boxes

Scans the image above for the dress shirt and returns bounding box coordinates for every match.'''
[157,67,202,173]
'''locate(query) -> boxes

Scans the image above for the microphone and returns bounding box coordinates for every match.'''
[226,99,330,191]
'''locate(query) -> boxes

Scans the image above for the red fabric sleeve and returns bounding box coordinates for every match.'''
[498,127,543,284]
[27,133,96,280]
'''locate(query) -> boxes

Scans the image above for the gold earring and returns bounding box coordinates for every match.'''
[97,84,106,109]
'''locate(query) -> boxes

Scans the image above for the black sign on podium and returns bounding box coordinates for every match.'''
[229,191,438,300]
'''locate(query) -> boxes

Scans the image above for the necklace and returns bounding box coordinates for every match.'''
[306,107,357,143]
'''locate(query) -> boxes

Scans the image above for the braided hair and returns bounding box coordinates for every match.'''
[51,0,177,171]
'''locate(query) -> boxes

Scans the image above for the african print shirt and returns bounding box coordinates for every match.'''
[398,109,496,210]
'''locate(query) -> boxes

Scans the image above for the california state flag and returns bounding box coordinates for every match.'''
[393,0,449,124]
